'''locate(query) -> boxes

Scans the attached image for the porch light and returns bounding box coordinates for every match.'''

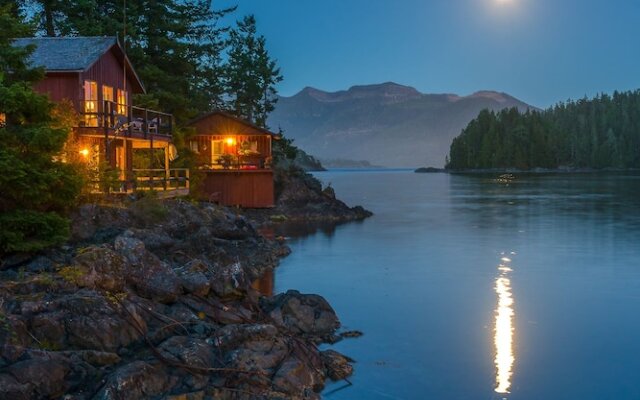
[225,137,236,146]
[79,148,90,158]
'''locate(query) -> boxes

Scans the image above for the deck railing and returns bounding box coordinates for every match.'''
[79,100,173,137]
[132,168,190,191]
[203,154,272,170]
[88,168,189,195]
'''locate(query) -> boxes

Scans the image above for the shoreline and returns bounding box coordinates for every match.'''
[0,172,372,399]
[415,167,640,174]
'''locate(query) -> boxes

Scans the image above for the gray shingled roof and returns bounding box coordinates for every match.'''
[12,36,117,71]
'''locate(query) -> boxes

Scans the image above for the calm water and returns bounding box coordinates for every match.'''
[274,170,640,400]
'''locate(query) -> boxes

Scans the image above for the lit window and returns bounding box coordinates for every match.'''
[0,113,5,127]
[103,85,114,103]
[83,80,98,127]
[212,140,223,156]
[117,89,128,116]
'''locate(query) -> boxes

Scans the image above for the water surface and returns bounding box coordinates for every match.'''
[274,170,640,399]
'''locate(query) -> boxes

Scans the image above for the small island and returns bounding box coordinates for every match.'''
[414,167,446,173]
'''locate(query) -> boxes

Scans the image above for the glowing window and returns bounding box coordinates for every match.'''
[83,80,98,127]
[117,89,128,116]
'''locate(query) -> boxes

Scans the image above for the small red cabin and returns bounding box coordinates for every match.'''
[189,111,276,208]
[13,36,187,194]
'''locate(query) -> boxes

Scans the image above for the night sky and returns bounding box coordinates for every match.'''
[219,0,640,108]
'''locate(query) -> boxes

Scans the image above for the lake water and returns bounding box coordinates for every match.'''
[274,170,640,400]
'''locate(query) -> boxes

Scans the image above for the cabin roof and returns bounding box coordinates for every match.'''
[188,111,278,137]
[12,36,145,93]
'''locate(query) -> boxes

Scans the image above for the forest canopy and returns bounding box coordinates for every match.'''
[446,90,640,170]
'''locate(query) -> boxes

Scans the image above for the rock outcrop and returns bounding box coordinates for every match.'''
[0,199,355,399]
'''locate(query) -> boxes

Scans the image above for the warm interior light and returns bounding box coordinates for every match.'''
[79,148,90,157]
[225,137,236,146]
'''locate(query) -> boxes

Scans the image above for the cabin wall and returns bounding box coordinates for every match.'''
[34,73,81,108]
[201,170,274,208]
[33,48,142,117]
[82,48,139,100]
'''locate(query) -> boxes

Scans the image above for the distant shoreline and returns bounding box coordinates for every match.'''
[445,167,640,174]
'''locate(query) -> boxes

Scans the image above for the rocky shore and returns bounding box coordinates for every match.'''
[0,172,371,399]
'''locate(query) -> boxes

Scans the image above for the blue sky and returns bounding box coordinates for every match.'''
[218,0,640,108]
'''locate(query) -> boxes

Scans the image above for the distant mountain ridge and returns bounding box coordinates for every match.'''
[268,82,537,167]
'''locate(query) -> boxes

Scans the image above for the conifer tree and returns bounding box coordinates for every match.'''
[0,5,82,254]
[224,15,283,128]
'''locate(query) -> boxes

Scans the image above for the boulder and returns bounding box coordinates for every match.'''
[0,373,30,399]
[92,361,172,400]
[320,350,354,381]
[158,336,216,391]
[26,256,55,273]
[261,290,340,339]
[179,260,211,297]
[272,357,324,397]
[209,261,250,298]
[71,246,128,292]
[6,358,69,398]
[58,292,147,352]
[114,233,182,303]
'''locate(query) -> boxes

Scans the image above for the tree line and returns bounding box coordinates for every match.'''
[446,90,640,170]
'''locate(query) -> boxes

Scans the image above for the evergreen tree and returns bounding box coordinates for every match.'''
[446,89,640,170]
[224,15,283,128]
[0,5,82,254]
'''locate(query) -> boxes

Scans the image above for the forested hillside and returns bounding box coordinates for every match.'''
[446,90,640,170]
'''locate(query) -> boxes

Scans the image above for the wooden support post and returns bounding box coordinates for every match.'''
[127,105,132,137]
[149,135,154,190]
[164,145,170,190]
[144,109,148,139]
[109,101,115,131]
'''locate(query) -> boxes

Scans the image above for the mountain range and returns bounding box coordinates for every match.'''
[268,82,536,167]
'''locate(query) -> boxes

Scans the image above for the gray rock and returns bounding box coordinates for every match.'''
[114,233,182,303]
[58,292,147,352]
[261,290,340,339]
[209,261,249,298]
[26,256,55,273]
[92,361,171,400]
[320,350,354,381]
[0,373,30,399]
[272,357,324,397]
[181,271,210,297]
[213,324,279,349]
[7,359,69,398]
[71,246,128,292]
[158,336,215,391]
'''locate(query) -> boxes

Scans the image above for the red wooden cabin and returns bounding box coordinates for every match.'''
[13,36,188,195]
[188,111,276,208]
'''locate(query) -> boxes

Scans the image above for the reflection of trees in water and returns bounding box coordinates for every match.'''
[448,173,640,232]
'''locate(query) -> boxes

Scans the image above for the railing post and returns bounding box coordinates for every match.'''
[144,109,149,139]
[149,135,154,190]
[127,105,132,137]
[110,101,115,130]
